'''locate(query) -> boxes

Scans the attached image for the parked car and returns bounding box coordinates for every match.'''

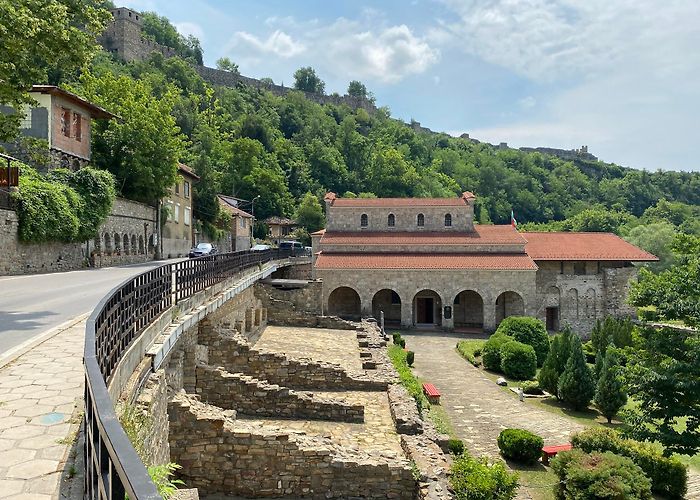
[279,240,303,253]
[251,244,271,251]
[188,242,216,258]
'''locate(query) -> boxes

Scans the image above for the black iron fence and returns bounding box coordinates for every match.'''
[84,248,298,499]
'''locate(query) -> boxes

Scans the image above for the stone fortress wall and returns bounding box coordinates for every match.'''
[0,197,156,275]
[100,7,376,113]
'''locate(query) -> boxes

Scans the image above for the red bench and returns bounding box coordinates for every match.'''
[422,383,441,404]
[541,444,572,465]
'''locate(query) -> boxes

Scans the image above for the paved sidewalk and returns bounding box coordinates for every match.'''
[0,319,85,499]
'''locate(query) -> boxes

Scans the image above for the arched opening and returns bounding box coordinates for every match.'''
[545,286,561,331]
[360,214,368,227]
[131,235,137,255]
[148,234,155,253]
[413,289,442,326]
[372,289,401,325]
[417,213,424,227]
[104,233,112,254]
[113,232,120,253]
[585,288,597,319]
[122,234,130,255]
[453,290,484,329]
[444,213,452,227]
[495,291,524,326]
[567,288,579,319]
[139,235,145,254]
[327,287,361,320]
[388,213,395,227]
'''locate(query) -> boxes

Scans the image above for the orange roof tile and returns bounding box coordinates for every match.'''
[320,225,525,245]
[315,252,537,270]
[523,232,658,261]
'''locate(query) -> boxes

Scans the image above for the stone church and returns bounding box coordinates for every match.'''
[311,192,657,334]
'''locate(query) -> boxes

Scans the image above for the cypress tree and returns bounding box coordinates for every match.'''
[594,349,627,423]
[594,349,605,380]
[558,335,596,410]
[538,328,573,397]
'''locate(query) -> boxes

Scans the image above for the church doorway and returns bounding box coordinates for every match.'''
[546,307,559,331]
[413,290,442,326]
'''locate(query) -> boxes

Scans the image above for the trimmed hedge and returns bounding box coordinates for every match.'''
[551,449,652,499]
[450,454,518,500]
[482,333,513,371]
[495,316,550,366]
[456,340,485,367]
[497,429,543,464]
[387,345,428,415]
[447,439,465,456]
[500,341,537,380]
[571,427,687,498]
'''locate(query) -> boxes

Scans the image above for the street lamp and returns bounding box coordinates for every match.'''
[250,195,260,247]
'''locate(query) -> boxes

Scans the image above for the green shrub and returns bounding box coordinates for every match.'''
[537,329,573,397]
[520,380,542,395]
[387,345,428,414]
[482,333,513,372]
[406,351,415,366]
[571,427,687,498]
[450,454,518,500]
[594,348,627,423]
[392,332,401,344]
[557,335,595,409]
[499,341,537,380]
[147,463,185,499]
[551,449,652,499]
[497,429,543,464]
[399,338,406,348]
[495,316,550,366]
[456,340,485,367]
[448,438,465,456]
[637,307,659,322]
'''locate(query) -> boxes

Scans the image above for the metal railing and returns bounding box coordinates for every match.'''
[84,248,297,499]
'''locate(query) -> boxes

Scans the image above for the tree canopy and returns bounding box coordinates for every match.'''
[293,66,325,94]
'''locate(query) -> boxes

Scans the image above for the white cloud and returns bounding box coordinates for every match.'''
[518,96,536,109]
[174,22,204,42]
[229,30,306,58]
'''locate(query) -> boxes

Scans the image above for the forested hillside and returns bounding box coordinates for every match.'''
[5,1,700,262]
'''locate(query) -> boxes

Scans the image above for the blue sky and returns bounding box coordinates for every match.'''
[120,0,700,172]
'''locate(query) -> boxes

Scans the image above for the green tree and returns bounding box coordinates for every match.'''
[141,11,203,63]
[538,329,573,397]
[215,57,239,74]
[293,66,325,94]
[347,80,368,98]
[557,335,595,410]
[594,348,627,423]
[76,70,185,203]
[625,222,677,272]
[295,192,325,233]
[0,0,110,140]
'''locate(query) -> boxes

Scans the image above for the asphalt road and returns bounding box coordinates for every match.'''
[0,259,183,354]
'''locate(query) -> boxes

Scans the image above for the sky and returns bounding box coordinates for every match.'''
[119,0,700,172]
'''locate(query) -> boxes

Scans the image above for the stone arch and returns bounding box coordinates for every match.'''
[453,290,484,328]
[585,288,597,319]
[413,289,442,326]
[372,289,401,324]
[139,235,145,254]
[131,234,137,255]
[566,288,579,319]
[444,213,452,227]
[495,291,524,326]
[122,233,130,255]
[387,213,395,227]
[93,236,101,254]
[113,232,120,253]
[417,213,425,227]
[104,233,112,254]
[327,286,361,320]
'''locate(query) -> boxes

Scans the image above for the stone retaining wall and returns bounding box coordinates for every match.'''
[168,393,415,499]
[194,364,364,422]
[254,281,323,324]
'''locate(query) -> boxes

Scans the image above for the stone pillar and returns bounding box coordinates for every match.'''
[401,299,413,328]
[360,293,372,318]
[483,299,496,333]
[442,305,454,330]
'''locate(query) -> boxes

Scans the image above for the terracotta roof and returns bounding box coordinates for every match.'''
[523,232,658,261]
[265,216,297,225]
[217,195,253,218]
[178,163,199,180]
[315,252,537,270]
[320,225,525,245]
[30,85,116,120]
[310,229,326,236]
[326,191,475,207]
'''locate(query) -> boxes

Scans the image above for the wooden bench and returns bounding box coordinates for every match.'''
[422,383,441,404]
[541,444,572,465]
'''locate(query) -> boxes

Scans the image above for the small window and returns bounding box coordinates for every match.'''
[240,217,247,228]
[360,214,368,227]
[560,262,564,274]
[61,108,71,137]
[417,213,424,226]
[174,203,180,223]
[388,213,395,227]
[444,213,452,226]
[574,262,586,275]
[184,181,190,198]
[167,201,175,221]
[184,207,191,226]
[174,182,179,194]
[73,113,82,141]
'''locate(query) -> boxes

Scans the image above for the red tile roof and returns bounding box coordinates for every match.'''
[178,163,200,180]
[321,225,525,245]
[30,85,117,120]
[326,191,475,207]
[315,252,537,270]
[523,232,658,261]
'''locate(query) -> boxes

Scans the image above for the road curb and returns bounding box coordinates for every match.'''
[0,313,89,371]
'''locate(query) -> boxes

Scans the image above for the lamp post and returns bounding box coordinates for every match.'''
[250,195,260,248]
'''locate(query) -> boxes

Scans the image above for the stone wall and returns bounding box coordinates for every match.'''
[325,204,474,232]
[168,393,416,499]
[269,263,312,280]
[194,364,364,422]
[254,280,324,325]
